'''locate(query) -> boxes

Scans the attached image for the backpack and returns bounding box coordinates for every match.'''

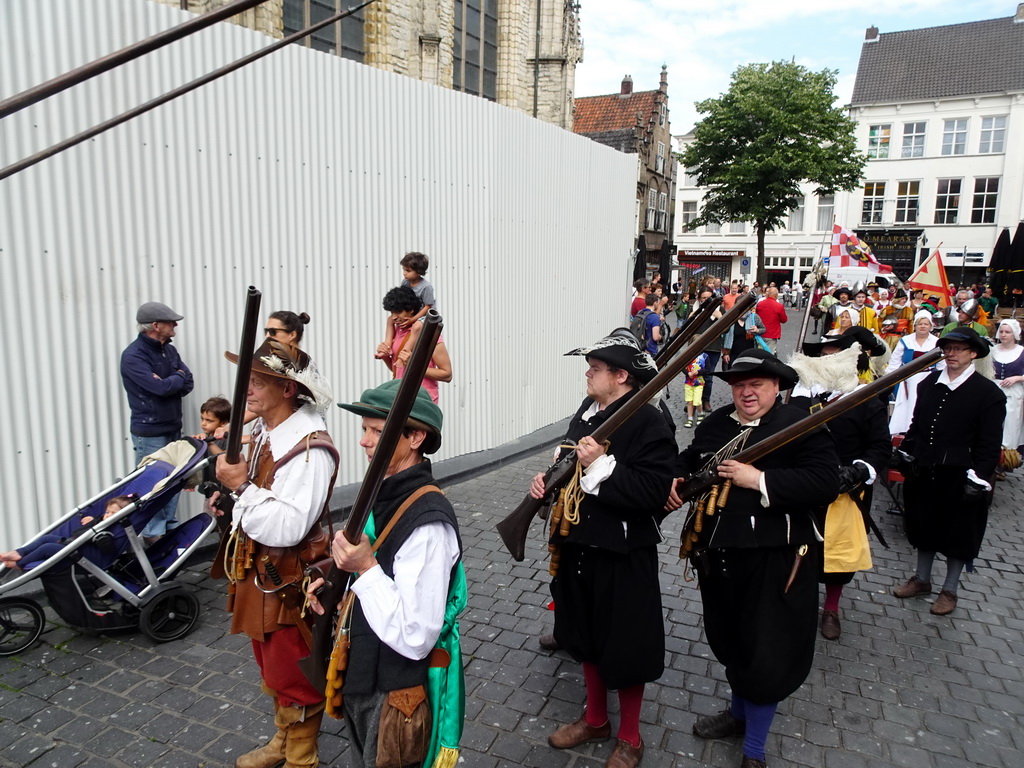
[629,308,653,344]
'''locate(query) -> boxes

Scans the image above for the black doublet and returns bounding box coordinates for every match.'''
[902,370,1005,560]
[344,460,461,696]
[676,400,840,704]
[550,389,676,689]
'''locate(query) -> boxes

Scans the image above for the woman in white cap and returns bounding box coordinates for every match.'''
[993,318,1024,452]
[885,310,938,435]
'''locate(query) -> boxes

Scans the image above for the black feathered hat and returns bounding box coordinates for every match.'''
[565,329,658,384]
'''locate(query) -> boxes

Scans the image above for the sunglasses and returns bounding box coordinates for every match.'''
[264,327,282,336]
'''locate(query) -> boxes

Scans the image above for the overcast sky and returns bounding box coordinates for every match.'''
[573,0,1014,136]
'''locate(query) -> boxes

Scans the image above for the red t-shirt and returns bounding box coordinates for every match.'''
[757,298,788,339]
[630,296,646,317]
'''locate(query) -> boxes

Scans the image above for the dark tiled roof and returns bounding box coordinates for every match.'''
[851,15,1024,104]
[573,90,659,139]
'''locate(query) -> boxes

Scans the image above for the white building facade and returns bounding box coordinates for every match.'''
[674,7,1024,288]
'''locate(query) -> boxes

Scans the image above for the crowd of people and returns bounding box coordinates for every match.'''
[614,271,1012,767]
[21,260,1015,768]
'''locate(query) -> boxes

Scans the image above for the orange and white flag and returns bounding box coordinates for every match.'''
[906,251,952,309]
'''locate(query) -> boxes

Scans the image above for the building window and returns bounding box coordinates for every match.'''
[453,0,498,100]
[816,194,834,231]
[645,188,657,230]
[283,0,365,61]
[901,122,926,158]
[657,193,668,231]
[867,124,891,159]
[729,221,744,233]
[788,197,805,231]
[941,119,968,156]
[895,181,920,224]
[681,201,697,228]
[934,179,961,224]
[682,167,698,187]
[659,104,667,126]
[861,183,885,225]
[980,116,1007,154]
[655,142,666,174]
[705,222,721,234]
[971,178,999,224]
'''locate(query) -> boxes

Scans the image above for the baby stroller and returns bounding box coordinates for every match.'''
[0,437,219,656]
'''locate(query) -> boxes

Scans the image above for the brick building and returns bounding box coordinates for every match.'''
[574,67,677,263]
[158,0,583,129]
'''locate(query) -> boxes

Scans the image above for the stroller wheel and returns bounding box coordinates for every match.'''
[139,584,201,643]
[0,597,46,657]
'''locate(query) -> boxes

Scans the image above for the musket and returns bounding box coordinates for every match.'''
[677,347,943,504]
[495,292,757,561]
[209,286,261,582]
[299,310,443,703]
[654,295,722,368]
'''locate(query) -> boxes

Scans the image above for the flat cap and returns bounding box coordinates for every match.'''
[137,302,183,324]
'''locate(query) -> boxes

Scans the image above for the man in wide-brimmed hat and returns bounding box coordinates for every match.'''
[893,327,1004,617]
[670,349,840,768]
[215,338,339,768]
[306,379,464,768]
[531,330,675,768]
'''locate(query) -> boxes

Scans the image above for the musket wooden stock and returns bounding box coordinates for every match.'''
[678,347,944,501]
[654,295,722,368]
[496,292,758,561]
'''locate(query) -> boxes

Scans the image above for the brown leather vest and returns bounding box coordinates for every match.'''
[229,431,338,642]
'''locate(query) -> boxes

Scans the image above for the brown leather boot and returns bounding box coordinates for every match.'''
[281,701,325,768]
[236,697,286,768]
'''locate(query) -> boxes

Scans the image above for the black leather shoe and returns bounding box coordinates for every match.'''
[820,609,841,641]
[693,710,745,739]
[740,757,767,768]
[539,633,560,651]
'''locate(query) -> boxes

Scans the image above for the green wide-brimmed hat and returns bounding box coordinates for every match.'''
[338,379,443,454]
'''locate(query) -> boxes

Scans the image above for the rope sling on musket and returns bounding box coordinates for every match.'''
[679,429,752,578]
[547,439,610,577]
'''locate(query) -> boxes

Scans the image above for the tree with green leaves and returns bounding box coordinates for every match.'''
[679,60,866,271]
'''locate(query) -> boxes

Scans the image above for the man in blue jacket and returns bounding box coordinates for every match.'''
[120,301,194,540]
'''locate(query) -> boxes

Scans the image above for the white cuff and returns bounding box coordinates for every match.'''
[757,471,770,508]
[852,459,877,486]
[967,469,992,491]
[580,454,616,495]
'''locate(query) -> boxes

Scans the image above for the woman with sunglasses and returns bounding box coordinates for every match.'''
[264,311,310,347]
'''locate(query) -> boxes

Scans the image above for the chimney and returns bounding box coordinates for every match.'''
[1015,3,1024,22]
[621,75,633,96]
[865,25,879,42]
[660,65,668,93]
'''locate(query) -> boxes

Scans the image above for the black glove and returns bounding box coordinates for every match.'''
[963,479,988,501]
[889,448,917,477]
[838,463,871,495]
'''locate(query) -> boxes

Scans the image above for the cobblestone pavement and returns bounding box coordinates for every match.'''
[2,307,1023,767]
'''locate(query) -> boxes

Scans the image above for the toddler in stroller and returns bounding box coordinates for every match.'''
[1,494,136,569]
[0,437,218,656]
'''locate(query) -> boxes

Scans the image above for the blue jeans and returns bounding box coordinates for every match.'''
[700,351,722,408]
[132,432,181,537]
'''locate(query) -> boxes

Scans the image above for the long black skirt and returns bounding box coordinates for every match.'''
[551,544,664,690]
[698,544,820,705]
[904,466,990,561]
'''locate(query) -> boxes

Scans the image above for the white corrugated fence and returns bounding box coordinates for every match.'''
[0,0,637,549]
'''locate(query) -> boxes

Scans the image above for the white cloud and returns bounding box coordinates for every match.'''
[574,0,1014,133]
